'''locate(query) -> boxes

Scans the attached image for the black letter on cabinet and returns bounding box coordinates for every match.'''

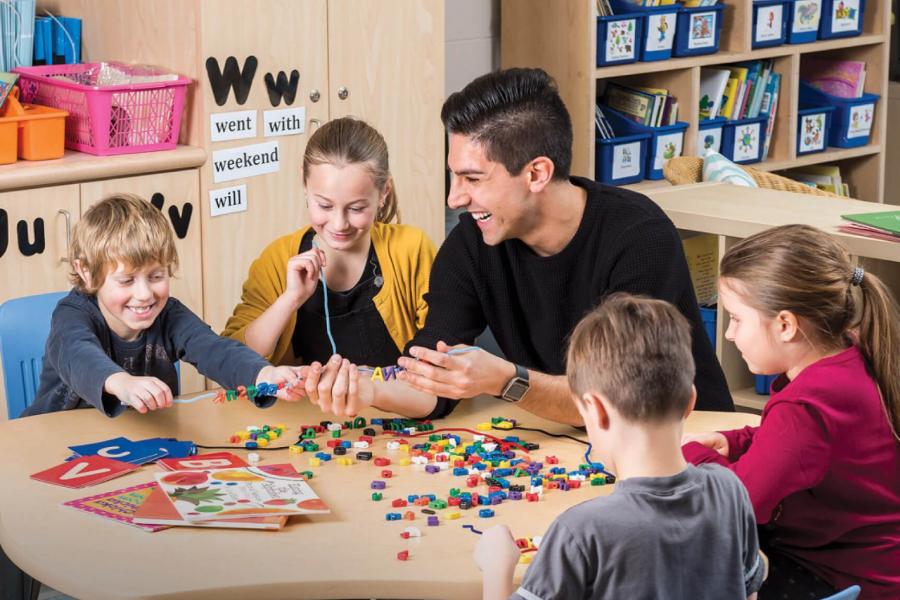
[0,209,7,258]
[168,204,193,240]
[205,56,258,106]
[17,218,45,257]
[264,70,300,107]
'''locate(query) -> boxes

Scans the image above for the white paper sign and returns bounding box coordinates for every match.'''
[792,0,821,33]
[755,5,783,42]
[645,13,675,52]
[264,107,307,137]
[612,141,641,181]
[698,126,722,155]
[688,12,717,49]
[830,0,859,33]
[210,110,257,142]
[210,184,248,217]
[212,141,280,183]
[847,104,874,139]
[732,123,761,162]
[604,19,637,62]
[799,113,826,153]
[653,132,684,171]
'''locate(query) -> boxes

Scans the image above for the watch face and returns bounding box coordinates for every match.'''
[504,380,529,402]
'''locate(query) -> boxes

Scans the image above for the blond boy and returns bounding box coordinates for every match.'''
[24,194,301,417]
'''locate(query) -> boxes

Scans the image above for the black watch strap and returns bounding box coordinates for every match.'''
[501,364,530,403]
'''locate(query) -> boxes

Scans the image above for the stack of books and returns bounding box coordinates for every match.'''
[601,82,679,127]
[682,0,719,5]
[595,105,616,140]
[782,164,850,197]
[839,211,900,243]
[801,59,867,99]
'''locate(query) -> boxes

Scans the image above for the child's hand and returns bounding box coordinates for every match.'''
[282,248,325,309]
[255,365,306,401]
[681,431,729,456]
[474,525,520,574]
[105,372,173,413]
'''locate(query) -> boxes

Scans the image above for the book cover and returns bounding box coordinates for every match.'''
[838,224,900,242]
[31,455,141,489]
[63,482,167,533]
[699,68,730,120]
[841,211,900,236]
[603,83,654,124]
[154,464,330,522]
[158,451,248,471]
[0,73,18,111]
[133,485,287,530]
[761,73,781,159]
[719,78,739,119]
[801,58,866,99]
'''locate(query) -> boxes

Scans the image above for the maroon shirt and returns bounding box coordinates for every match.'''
[683,346,900,598]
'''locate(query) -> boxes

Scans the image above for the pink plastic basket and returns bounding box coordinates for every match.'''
[13,62,191,156]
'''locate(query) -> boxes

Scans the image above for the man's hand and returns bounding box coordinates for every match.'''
[397,341,515,399]
[105,372,173,413]
[302,355,376,417]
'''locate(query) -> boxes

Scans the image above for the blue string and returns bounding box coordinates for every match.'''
[462,524,483,535]
[312,240,338,355]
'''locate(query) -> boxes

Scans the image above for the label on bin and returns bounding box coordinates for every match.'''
[654,132,683,171]
[612,141,641,180]
[645,14,675,52]
[604,19,637,62]
[688,12,717,49]
[830,0,860,33]
[792,0,821,33]
[732,123,761,163]
[847,104,874,139]
[698,128,722,154]
[799,113,827,153]
[755,5,784,42]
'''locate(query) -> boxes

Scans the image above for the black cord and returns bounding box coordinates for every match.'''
[507,425,590,446]
[194,444,293,451]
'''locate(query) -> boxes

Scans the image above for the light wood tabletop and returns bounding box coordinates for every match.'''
[0,396,758,600]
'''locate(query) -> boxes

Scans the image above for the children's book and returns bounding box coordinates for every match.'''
[0,72,18,111]
[63,482,167,533]
[801,59,866,99]
[838,224,900,242]
[603,82,655,125]
[841,211,900,236]
[761,73,781,160]
[719,77,739,120]
[132,485,287,530]
[154,464,330,522]
[31,455,141,488]
[699,68,730,120]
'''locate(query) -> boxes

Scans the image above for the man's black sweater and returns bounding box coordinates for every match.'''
[409,176,733,417]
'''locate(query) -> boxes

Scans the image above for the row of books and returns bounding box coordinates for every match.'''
[801,58,867,99]
[782,165,850,198]
[597,0,714,14]
[839,210,900,243]
[601,82,680,127]
[699,59,777,122]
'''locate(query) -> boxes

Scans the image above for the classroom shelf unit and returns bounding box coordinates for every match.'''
[501,0,890,203]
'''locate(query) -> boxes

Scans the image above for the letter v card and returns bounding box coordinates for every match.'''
[31,455,140,488]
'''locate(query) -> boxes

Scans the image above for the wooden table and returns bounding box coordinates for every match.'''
[0,397,758,600]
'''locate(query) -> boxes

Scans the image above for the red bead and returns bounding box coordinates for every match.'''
[374,457,391,466]
[359,435,374,443]
[397,550,409,561]
[392,499,408,508]
[400,532,410,539]
[381,469,393,478]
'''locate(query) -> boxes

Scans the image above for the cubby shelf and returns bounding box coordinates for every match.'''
[502,0,890,202]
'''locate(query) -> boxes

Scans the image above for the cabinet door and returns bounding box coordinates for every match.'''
[328,0,446,249]
[80,170,205,394]
[198,0,330,335]
[0,185,80,303]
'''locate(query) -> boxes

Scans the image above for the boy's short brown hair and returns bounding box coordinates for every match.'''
[70,194,178,294]
[566,293,695,422]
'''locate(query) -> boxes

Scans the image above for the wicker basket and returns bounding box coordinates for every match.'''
[663,157,842,198]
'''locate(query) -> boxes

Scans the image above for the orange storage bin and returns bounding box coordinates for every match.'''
[0,87,67,164]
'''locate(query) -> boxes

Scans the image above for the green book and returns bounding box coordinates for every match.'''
[841,211,900,236]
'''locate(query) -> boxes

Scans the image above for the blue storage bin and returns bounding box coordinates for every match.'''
[797,103,836,154]
[604,108,688,179]
[610,0,678,61]
[595,123,651,186]
[819,0,864,39]
[755,374,779,395]
[799,81,878,148]
[720,116,768,164]
[698,116,727,155]
[752,0,792,48]
[673,4,724,57]
[786,0,822,43]
[597,13,643,66]
[699,306,717,349]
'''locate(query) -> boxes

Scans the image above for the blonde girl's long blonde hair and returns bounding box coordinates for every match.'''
[720,224,900,440]
[301,117,399,223]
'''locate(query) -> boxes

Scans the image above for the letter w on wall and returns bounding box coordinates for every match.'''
[205,56,258,106]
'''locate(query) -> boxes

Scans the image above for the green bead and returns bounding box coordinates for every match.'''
[331,430,341,438]
[372,492,383,501]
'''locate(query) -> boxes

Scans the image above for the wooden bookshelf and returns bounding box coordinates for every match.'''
[501,0,890,202]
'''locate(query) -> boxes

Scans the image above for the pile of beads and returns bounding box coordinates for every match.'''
[229,423,287,449]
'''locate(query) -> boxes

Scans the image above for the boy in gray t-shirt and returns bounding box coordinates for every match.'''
[474,294,764,599]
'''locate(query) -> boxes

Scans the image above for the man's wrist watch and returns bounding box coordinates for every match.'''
[500,364,530,403]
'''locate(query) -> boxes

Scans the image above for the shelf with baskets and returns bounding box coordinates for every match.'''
[501,0,890,202]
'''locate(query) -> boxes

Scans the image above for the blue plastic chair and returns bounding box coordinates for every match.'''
[0,291,67,419]
[822,585,862,600]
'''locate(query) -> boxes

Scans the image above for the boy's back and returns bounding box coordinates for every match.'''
[513,464,763,600]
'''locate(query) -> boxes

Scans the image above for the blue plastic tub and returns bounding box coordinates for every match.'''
[799,81,878,148]
[604,108,688,179]
[595,121,651,186]
[699,306,717,349]
[755,374,779,395]
[721,115,768,164]
[698,116,727,155]
[673,4,724,57]
[610,0,678,61]
[752,0,792,48]
[819,0,864,39]
[597,13,643,66]
[786,0,822,43]
[796,103,836,154]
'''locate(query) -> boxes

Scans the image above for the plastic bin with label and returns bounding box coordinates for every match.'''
[609,0,678,61]
[720,115,768,164]
[595,116,651,186]
[786,0,822,43]
[0,88,67,164]
[796,103,836,154]
[698,116,727,155]
[604,107,688,180]
[597,13,643,67]
[818,0,864,39]
[799,81,878,148]
[673,4,724,57]
[752,0,792,48]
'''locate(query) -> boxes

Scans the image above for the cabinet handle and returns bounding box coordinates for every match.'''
[58,209,71,263]
[309,118,321,130]
[309,89,320,102]
[337,87,349,100]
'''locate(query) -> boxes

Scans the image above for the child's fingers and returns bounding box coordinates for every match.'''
[331,359,351,415]
[305,362,323,405]
[345,364,360,416]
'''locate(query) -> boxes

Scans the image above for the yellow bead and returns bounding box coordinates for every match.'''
[256,437,269,447]
[399,445,410,454]
[277,423,287,430]
[495,421,514,430]
[289,445,305,454]
[498,461,511,469]
[447,512,461,520]
[519,554,533,565]
[309,458,321,467]
[476,422,492,431]
[337,457,354,466]
[398,457,411,466]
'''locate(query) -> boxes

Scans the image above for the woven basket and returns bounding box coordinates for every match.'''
[663,157,842,198]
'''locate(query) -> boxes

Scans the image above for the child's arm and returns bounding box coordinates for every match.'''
[104,372,173,413]
[474,525,520,600]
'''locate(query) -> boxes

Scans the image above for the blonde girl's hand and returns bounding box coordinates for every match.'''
[681,431,729,456]
[283,248,326,309]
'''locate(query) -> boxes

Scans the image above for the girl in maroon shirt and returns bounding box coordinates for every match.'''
[683,224,900,599]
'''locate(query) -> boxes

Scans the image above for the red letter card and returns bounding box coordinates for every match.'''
[31,455,140,488]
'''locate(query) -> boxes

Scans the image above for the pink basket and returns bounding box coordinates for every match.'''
[13,62,191,156]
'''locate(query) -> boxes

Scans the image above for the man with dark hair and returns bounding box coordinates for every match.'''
[303,67,732,425]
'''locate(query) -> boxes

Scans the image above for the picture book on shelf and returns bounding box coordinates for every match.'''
[699,68,730,120]
[801,58,866,99]
[153,464,330,522]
